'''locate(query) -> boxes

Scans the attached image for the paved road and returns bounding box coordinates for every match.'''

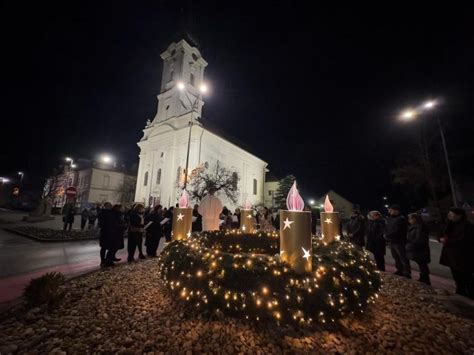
[0,209,454,305]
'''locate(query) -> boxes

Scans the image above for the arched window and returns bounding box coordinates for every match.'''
[169,69,174,81]
[253,178,257,195]
[144,171,148,186]
[190,73,195,86]
[156,168,162,185]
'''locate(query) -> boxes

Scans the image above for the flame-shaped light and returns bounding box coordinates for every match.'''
[243,200,252,210]
[324,195,334,213]
[179,190,190,208]
[286,181,304,211]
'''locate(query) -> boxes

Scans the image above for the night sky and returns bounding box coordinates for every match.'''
[1,2,473,209]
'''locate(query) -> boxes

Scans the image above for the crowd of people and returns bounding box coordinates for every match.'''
[351,204,473,299]
[71,200,473,299]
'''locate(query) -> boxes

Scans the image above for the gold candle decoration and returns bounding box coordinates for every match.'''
[320,195,340,243]
[240,202,255,232]
[280,182,312,273]
[172,190,193,240]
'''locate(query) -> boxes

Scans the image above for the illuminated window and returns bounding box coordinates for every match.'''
[253,179,257,195]
[144,172,148,186]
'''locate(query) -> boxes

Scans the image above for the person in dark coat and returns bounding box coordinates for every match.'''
[145,204,163,257]
[347,209,366,248]
[192,204,203,232]
[406,213,431,285]
[62,202,75,231]
[103,204,127,266]
[80,208,89,231]
[440,208,474,298]
[163,207,173,242]
[98,202,113,266]
[366,210,386,271]
[384,204,411,278]
[127,204,146,262]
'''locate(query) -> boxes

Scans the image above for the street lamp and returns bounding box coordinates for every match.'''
[399,99,457,207]
[177,81,209,189]
[309,199,315,206]
[18,171,24,186]
[101,154,113,164]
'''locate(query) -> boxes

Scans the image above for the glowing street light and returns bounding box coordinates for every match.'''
[18,171,24,184]
[309,199,315,206]
[71,164,77,169]
[423,100,437,110]
[177,82,186,91]
[101,155,113,164]
[199,83,208,93]
[400,109,417,121]
[0,177,10,183]
[398,98,457,207]
[65,157,73,162]
[175,80,210,190]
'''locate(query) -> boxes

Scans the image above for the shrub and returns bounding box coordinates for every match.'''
[23,272,66,310]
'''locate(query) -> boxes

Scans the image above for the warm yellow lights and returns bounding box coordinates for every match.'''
[157,230,381,325]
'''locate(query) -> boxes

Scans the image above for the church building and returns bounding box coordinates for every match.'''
[134,39,268,208]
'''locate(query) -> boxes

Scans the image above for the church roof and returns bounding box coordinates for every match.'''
[200,118,267,164]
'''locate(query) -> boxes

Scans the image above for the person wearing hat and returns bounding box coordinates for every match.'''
[384,204,411,278]
[440,207,474,298]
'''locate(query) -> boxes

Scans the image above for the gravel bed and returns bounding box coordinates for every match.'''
[0,258,473,354]
[5,226,99,241]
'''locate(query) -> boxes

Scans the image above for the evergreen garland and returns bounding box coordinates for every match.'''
[158,230,381,325]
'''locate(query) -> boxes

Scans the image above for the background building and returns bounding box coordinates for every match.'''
[135,38,268,208]
[264,173,280,208]
[43,159,136,210]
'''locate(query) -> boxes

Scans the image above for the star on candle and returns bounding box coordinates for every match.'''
[302,247,311,260]
[242,225,246,231]
[246,214,252,219]
[280,250,285,256]
[324,218,333,224]
[186,231,191,238]
[335,235,341,241]
[177,213,184,221]
[283,218,294,230]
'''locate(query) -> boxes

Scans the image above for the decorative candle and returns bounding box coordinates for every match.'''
[240,200,255,232]
[172,190,193,240]
[320,195,340,243]
[279,182,312,274]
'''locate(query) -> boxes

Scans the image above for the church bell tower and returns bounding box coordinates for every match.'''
[152,39,208,128]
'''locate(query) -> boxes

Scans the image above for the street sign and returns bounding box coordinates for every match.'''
[65,186,77,198]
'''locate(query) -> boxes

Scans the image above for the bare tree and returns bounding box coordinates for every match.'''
[188,161,239,203]
[115,176,137,206]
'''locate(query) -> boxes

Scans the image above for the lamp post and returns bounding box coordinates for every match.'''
[177,81,208,190]
[18,171,24,185]
[399,100,457,207]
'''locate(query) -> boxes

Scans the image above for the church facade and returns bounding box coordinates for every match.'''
[134,39,268,208]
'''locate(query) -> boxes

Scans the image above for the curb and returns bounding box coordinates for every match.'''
[3,227,99,243]
[0,258,147,316]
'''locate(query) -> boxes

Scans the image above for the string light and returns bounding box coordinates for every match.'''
[157,229,381,325]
